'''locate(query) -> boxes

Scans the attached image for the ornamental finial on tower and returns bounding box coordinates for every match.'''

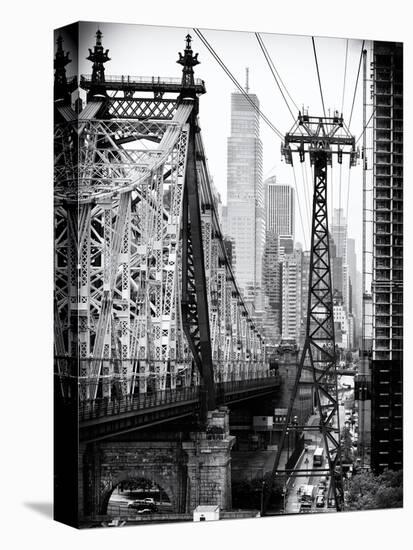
[177,34,200,90]
[96,28,103,47]
[87,28,111,98]
[54,34,71,103]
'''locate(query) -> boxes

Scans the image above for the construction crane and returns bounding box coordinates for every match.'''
[263,111,358,514]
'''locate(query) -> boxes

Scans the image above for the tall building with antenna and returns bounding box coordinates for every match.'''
[226,70,265,299]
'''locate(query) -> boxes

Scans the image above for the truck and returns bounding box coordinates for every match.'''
[313,446,324,467]
[299,502,312,513]
[299,484,316,503]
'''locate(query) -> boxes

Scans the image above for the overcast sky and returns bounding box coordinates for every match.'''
[58,22,369,268]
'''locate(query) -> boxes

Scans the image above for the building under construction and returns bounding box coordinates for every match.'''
[369,41,403,473]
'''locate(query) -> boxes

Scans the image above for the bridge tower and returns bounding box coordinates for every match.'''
[263,112,358,513]
[54,29,277,525]
[178,35,216,419]
[54,34,72,104]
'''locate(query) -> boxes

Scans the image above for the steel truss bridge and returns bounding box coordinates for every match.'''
[54,32,280,440]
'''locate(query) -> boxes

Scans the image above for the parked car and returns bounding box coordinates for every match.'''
[327,498,336,508]
[316,495,325,508]
[297,484,305,495]
[299,502,312,514]
[128,501,158,513]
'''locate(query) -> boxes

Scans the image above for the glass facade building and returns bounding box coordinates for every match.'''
[227,92,265,296]
[265,176,295,239]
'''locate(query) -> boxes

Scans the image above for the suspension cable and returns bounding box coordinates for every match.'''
[255,32,297,121]
[348,40,365,128]
[292,164,308,250]
[344,169,352,235]
[338,42,348,252]
[255,31,311,246]
[338,163,342,261]
[311,37,326,118]
[193,28,284,140]
[303,160,313,239]
[300,160,311,236]
[355,106,376,144]
[329,164,334,231]
[194,27,310,250]
[341,39,349,114]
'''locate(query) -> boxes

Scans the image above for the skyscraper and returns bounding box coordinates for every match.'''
[281,250,302,343]
[347,238,360,341]
[369,41,403,473]
[262,230,281,344]
[330,233,344,299]
[265,176,295,239]
[332,208,349,312]
[347,238,357,311]
[332,208,348,261]
[227,90,265,297]
[299,250,310,347]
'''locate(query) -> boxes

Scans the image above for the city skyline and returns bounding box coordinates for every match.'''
[52,22,403,528]
[59,22,366,264]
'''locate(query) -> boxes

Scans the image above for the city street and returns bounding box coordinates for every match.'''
[284,374,355,514]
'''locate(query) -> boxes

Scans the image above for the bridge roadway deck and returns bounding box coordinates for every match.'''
[79,376,280,442]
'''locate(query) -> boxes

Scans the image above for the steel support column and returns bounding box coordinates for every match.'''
[181,115,216,419]
[262,113,357,515]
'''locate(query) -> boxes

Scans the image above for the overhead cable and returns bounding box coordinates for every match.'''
[292,164,308,250]
[311,37,326,118]
[341,39,349,115]
[348,40,365,128]
[193,28,284,140]
[255,32,298,121]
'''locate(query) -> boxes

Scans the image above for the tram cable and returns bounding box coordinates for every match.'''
[255,32,297,121]
[193,28,284,140]
[348,40,365,128]
[193,27,309,248]
[311,37,326,118]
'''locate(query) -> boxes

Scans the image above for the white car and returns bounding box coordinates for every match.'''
[316,495,325,507]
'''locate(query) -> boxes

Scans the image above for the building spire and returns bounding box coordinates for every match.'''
[177,34,200,93]
[87,28,110,98]
[54,34,71,104]
[245,67,250,94]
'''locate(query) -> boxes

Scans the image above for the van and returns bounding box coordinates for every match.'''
[299,502,312,513]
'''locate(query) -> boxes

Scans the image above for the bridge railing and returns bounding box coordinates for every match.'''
[80,386,199,421]
[217,376,280,395]
[80,74,205,87]
[79,374,281,422]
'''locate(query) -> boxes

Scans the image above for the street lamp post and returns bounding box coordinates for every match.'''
[286,429,290,461]
[260,480,265,516]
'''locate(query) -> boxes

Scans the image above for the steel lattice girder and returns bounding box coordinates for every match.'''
[106,98,177,120]
[264,153,344,514]
[54,95,269,405]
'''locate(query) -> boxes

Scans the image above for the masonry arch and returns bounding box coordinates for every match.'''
[101,472,176,515]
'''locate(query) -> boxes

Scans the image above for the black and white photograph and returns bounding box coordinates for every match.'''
[53,20,403,528]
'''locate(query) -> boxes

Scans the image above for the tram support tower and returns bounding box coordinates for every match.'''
[264,112,358,513]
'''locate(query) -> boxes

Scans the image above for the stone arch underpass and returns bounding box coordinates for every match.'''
[82,441,188,517]
[80,408,236,520]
